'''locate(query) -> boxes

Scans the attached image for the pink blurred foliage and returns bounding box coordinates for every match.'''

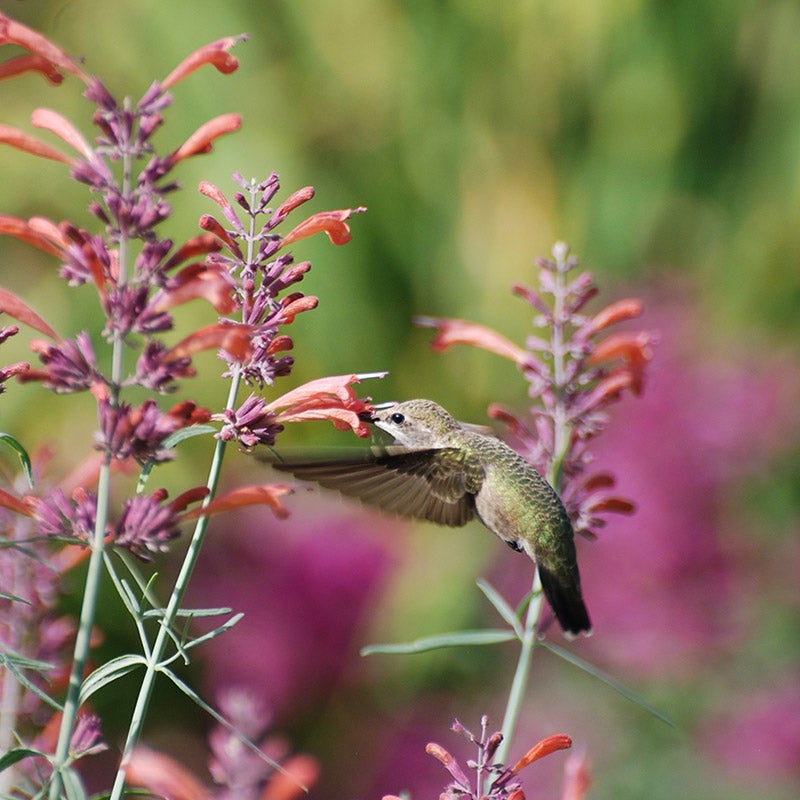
[188,500,395,718]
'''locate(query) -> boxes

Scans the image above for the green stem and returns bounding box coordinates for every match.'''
[48,143,135,800]
[108,372,240,800]
[497,570,542,764]
[497,243,572,765]
[48,463,112,799]
[109,197,256,800]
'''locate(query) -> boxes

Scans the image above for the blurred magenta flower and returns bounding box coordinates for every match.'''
[190,504,394,717]
[702,671,800,785]
[575,295,800,674]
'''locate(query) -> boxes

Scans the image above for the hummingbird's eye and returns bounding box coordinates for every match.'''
[390,412,405,425]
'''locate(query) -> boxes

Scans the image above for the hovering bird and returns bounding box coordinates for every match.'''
[269,399,591,636]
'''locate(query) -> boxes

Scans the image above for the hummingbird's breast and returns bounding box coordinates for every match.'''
[469,434,574,558]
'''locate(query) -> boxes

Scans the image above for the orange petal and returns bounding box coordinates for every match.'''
[186,484,294,521]
[163,234,222,271]
[511,734,572,773]
[280,208,365,247]
[275,186,315,217]
[0,54,64,84]
[127,746,210,800]
[0,487,35,516]
[417,316,530,366]
[0,287,60,338]
[167,323,253,362]
[0,124,74,164]
[161,35,248,89]
[266,372,385,410]
[0,213,67,257]
[31,108,94,160]
[199,213,243,259]
[561,750,592,800]
[151,264,236,314]
[261,754,319,800]
[580,298,643,337]
[173,114,242,162]
[278,294,318,324]
[0,14,89,82]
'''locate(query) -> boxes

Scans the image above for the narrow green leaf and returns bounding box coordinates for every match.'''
[1,589,31,603]
[477,579,524,638]
[181,613,244,651]
[142,606,234,619]
[540,640,675,727]
[161,669,302,786]
[0,651,62,711]
[61,764,89,800]
[137,425,217,491]
[0,747,45,772]
[361,628,517,656]
[0,649,54,672]
[0,432,34,487]
[79,655,146,704]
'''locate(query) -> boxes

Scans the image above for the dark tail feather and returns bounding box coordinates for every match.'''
[538,564,592,637]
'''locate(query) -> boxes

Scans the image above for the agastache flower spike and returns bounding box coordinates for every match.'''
[404,717,572,800]
[418,241,653,540]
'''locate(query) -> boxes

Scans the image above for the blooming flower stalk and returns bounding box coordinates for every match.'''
[418,242,653,759]
[0,13,377,800]
[383,716,576,800]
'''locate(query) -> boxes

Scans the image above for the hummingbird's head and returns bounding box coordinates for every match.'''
[370,399,459,447]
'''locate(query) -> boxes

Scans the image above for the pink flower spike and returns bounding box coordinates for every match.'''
[31,108,94,160]
[127,746,211,800]
[172,113,242,163]
[0,54,64,84]
[0,14,89,82]
[511,734,572,774]
[416,316,531,367]
[0,124,74,164]
[187,484,294,521]
[161,34,248,89]
[0,287,60,339]
[280,207,366,247]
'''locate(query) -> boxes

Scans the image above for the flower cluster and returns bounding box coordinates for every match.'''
[127,687,318,800]
[418,241,653,540]
[383,717,584,800]
[0,15,377,797]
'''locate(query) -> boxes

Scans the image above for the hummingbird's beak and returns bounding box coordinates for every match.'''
[358,410,378,423]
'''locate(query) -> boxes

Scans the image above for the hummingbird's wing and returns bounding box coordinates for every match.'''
[267,446,483,527]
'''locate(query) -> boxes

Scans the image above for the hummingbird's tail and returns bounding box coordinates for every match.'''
[538,564,592,637]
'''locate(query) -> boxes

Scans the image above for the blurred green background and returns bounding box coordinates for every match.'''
[1,1,799,799]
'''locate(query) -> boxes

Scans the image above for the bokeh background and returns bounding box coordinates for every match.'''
[1,1,799,799]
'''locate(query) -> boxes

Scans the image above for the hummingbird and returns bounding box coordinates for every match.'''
[269,399,591,637]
